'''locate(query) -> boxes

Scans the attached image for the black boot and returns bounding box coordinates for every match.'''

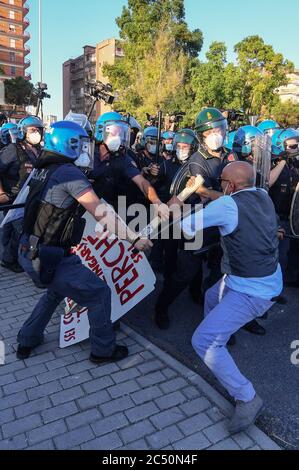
[17,345,33,360]
[1,261,24,274]
[243,320,266,336]
[89,345,128,364]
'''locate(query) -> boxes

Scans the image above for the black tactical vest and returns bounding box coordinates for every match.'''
[12,143,37,196]
[23,163,85,250]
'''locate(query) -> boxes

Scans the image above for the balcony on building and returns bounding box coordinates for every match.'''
[0,1,29,15]
[0,28,30,42]
[0,15,26,27]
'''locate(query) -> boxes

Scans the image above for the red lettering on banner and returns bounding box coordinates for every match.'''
[87,235,99,246]
[102,242,125,268]
[63,312,74,326]
[128,245,143,265]
[64,328,76,342]
[88,258,98,269]
[115,267,139,295]
[81,245,90,258]
[89,236,118,255]
[112,256,133,283]
[120,284,145,306]
[132,253,143,264]
[92,264,105,279]
[76,308,88,323]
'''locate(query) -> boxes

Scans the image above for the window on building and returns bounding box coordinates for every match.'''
[9,0,15,4]
[9,10,15,20]
[10,39,16,48]
[9,24,16,32]
[9,51,15,62]
[11,66,16,76]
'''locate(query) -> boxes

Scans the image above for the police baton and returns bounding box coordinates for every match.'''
[155,110,163,165]
[0,203,25,212]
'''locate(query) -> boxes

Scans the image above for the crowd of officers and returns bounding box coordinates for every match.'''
[0,108,298,342]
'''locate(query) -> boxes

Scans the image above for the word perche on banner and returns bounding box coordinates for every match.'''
[59,212,156,348]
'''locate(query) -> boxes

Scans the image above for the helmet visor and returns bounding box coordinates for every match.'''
[75,137,94,169]
[202,120,228,138]
[103,120,130,149]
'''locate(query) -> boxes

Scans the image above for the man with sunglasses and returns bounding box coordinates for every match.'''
[182,161,283,433]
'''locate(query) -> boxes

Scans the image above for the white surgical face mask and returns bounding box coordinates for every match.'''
[176,148,190,162]
[205,133,224,151]
[106,135,122,153]
[75,153,91,168]
[27,131,41,146]
[148,144,157,155]
[165,143,174,152]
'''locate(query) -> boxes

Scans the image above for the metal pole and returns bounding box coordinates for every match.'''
[39,0,43,84]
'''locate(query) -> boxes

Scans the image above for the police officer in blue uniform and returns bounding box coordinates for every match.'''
[270,128,299,287]
[0,116,44,273]
[154,128,207,328]
[16,120,152,362]
[92,113,169,220]
[161,131,176,161]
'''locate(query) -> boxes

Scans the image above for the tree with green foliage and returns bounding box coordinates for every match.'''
[190,42,227,115]
[270,100,299,127]
[233,35,294,115]
[104,0,203,123]
[4,76,35,107]
[190,35,293,121]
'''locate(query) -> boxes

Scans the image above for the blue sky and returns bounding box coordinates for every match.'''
[27,0,299,119]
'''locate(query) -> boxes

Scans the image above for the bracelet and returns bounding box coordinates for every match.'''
[131,236,141,247]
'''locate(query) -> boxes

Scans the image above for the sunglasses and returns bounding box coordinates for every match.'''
[286,144,299,150]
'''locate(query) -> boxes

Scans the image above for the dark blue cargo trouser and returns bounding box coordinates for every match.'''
[17,243,116,357]
[2,218,23,264]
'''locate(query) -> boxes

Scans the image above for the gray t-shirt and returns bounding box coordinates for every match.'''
[42,164,92,209]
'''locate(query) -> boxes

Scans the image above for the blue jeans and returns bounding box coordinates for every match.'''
[18,242,116,357]
[192,278,274,402]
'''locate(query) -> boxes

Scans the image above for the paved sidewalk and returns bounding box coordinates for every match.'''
[0,267,280,451]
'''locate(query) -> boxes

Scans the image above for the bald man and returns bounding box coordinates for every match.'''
[182,162,283,434]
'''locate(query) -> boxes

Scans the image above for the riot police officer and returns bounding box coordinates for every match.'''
[0,116,44,273]
[233,125,287,189]
[92,112,169,220]
[135,126,163,182]
[161,131,176,161]
[16,120,152,361]
[270,128,299,287]
[154,128,206,329]
[257,119,280,137]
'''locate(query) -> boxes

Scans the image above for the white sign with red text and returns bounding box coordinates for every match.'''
[59,212,156,348]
